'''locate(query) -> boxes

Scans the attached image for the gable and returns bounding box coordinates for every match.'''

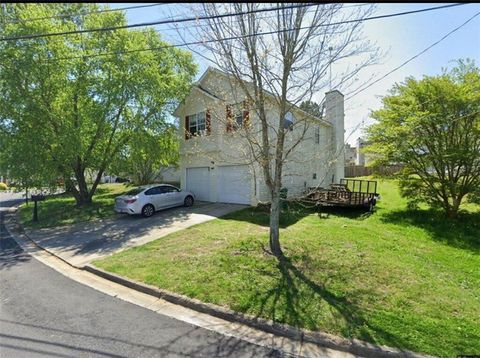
[173,85,219,118]
[176,66,332,128]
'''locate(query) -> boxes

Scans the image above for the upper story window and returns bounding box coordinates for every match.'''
[189,112,206,135]
[232,102,245,129]
[226,100,250,132]
[185,110,211,139]
[284,111,295,131]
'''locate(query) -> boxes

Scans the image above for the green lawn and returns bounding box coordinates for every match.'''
[19,183,129,228]
[94,179,480,357]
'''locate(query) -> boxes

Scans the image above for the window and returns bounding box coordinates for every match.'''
[161,185,179,193]
[188,112,206,136]
[313,173,317,179]
[185,111,211,139]
[284,111,295,131]
[315,126,320,144]
[145,186,163,195]
[232,102,244,129]
[226,100,250,132]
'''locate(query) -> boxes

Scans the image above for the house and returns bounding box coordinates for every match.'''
[356,137,370,166]
[345,143,357,166]
[173,67,345,205]
[85,170,117,184]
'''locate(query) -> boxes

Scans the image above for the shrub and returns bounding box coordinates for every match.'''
[0,182,8,191]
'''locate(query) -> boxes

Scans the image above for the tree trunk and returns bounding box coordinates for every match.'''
[269,192,283,257]
[74,168,93,206]
[446,196,462,219]
[446,207,458,219]
[76,182,92,205]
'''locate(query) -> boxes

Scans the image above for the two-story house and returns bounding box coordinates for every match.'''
[173,67,345,205]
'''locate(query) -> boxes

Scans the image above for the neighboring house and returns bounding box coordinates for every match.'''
[345,143,357,166]
[356,137,370,166]
[173,67,345,205]
[102,174,118,183]
[85,170,118,184]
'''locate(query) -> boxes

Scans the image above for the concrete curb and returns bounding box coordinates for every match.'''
[84,265,432,358]
[5,205,433,358]
[10,208,82,270]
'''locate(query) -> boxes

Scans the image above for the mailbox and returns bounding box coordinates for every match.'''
[31,194,45,222]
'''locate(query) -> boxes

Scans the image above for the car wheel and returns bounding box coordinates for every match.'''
[142,204,155,218]
[184,195,194,207]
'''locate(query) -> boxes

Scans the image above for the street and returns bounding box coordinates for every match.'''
[0,194,283,358]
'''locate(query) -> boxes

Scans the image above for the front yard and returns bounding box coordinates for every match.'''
[93,179,480,357]
[19,183,129,228]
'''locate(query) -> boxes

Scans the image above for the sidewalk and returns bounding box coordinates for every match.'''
[19,202,246,267]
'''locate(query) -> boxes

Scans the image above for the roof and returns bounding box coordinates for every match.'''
[196,85,223,101]
[175,66,336,127]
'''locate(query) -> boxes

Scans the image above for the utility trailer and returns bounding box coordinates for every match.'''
[303,179,380,211]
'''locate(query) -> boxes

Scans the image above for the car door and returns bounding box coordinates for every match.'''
[162,185,183,207]
[144,186,165,210]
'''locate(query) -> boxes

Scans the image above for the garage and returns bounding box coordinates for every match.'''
[217,165,251,205]
[186,167,210,201]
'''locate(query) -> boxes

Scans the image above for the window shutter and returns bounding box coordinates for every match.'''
[206,110,211,135]
[226,105,233,132]
[185,116,191,139]
[243,100,250,129]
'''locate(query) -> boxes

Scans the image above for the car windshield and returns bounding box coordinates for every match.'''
[124,187,144,196]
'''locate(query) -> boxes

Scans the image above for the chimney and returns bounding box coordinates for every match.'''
[324,90,345,183]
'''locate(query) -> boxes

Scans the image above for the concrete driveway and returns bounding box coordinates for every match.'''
[22,202,247,267]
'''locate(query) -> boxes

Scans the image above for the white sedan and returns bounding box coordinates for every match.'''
[114,184,195,218]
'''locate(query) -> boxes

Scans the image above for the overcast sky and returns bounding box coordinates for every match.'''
[111,3,480,145]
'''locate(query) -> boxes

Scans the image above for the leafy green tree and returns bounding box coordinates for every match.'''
[365,60,480,218]
[112,123,179,186]
[0,3,196,204]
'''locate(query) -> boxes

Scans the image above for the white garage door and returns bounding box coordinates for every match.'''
[217,165,251,205]
[186,167,210,201]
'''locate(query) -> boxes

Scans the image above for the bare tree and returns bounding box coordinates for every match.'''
[183,3,379,257]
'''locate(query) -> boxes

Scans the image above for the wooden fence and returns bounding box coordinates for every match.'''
[344,165,404,178]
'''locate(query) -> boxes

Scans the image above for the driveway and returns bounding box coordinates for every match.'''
[0,207,284,358]
[21,202,247,267]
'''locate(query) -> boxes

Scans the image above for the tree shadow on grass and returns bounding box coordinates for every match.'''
[316,206,374,221]
[380,208,480,253]
[221,204,314,229]
[224,203,373,229]
[238,251,414,353]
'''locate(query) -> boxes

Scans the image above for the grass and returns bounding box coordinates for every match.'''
[93,179,480,357]
[19,183,129,228]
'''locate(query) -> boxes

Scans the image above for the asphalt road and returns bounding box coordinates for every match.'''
[0,193,283,358]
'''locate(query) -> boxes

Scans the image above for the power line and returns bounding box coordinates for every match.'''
[3,3,373,51]
[2,3,169,24]
[345,10,480,101]
[0,3,466,43]
[0,3,319,42]
[28,3,469,64]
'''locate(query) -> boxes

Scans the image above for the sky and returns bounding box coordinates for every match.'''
[110,3,480,145]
